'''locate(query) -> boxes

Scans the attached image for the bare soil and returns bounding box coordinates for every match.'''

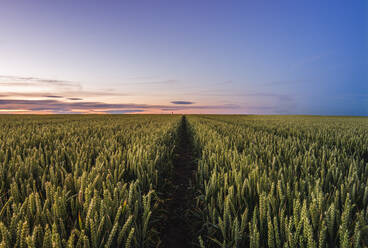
[161,116,196,248]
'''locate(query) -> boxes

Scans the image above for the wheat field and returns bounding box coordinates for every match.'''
[0,115,366,247]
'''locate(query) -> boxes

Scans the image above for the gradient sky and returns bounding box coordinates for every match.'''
[0,0,367,115]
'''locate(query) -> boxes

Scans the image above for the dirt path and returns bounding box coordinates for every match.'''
[161,116,196,248]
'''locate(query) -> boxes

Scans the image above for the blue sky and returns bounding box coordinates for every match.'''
[0,0,366,114]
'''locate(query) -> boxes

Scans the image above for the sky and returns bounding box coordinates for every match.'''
[0,0,367,115]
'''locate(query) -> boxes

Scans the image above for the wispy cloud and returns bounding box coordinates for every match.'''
[171,101,194,105]
[0,75,81,89]
[0,75,246,114]
[67,97,83,101]
[0,91,125,99]
[0,75,127,99]
[45,95,63,98]
[0,99,239,114]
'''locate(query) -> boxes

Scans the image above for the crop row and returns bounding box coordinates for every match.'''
[188,115,368,248]
[0,115,180,248]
